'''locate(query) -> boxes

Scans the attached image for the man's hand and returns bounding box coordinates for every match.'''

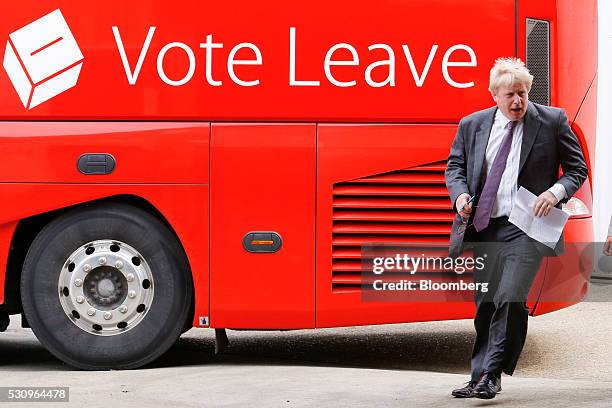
[604,236,612,256]
[533,191,558,217]
[456,193,473,218]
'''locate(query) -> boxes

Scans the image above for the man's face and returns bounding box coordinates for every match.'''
[491,83,529,121]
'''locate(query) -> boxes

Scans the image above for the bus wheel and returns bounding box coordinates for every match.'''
[21,203,192,370]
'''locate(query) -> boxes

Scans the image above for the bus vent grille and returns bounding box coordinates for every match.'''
[331,161,460,293]
[526,18,550,106]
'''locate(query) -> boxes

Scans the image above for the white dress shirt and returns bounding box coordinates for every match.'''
[484,109,566,218]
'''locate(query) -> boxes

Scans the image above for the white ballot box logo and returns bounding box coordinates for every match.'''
[3,9,84,109]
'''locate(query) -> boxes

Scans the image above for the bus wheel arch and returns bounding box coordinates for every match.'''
[3,196,195,368]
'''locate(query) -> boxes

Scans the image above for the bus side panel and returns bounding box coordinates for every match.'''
[570,76,598,188]
[316,124,555,327]
[316,124,477,327]
[0,122,210,325]
[518,0,598,123]
[210,124,316,329]
[532,217,593,316]
[0,184,210,326]
[0,122,209,184]
[516,0,597,316]
[556,0,598,123]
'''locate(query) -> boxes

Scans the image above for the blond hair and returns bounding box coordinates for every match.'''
[488,57,534,93]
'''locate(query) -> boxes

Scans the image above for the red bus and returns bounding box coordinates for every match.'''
[0,0,597,369]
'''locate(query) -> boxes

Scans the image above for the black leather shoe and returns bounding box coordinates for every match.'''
[473,372,502,399]
[451,380,478,398]
[0,314,8,332]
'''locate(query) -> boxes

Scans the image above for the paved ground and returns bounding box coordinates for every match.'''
[0,281,611,407]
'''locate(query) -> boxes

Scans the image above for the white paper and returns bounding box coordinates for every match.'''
[508,187,569,249]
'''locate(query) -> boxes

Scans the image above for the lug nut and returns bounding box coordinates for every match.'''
[99,257,107,266]
[103,312,112,320]
[115,260,124,269]
[83,264,92,272]
[76,296,85,304]
[87,308,96,316]
[118,305,128,314]
[74,278,83,287]
[128,291,136,299]
[126,273,135,282]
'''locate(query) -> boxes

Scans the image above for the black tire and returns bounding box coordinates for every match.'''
[21,203,193,370]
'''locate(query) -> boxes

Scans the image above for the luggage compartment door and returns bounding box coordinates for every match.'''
[210,124,315,328]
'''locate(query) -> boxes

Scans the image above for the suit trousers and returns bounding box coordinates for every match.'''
[469,217,543,381]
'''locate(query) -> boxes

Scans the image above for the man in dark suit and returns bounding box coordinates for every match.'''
[445,58,587,399]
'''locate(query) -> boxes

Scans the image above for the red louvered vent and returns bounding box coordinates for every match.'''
[332,161,469,293]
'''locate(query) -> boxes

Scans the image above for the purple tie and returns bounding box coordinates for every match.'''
[473,120,517,232]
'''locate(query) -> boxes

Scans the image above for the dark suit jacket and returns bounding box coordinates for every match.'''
[445,102,588,258]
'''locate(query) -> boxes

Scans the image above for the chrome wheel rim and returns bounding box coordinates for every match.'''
[58,240,154,336]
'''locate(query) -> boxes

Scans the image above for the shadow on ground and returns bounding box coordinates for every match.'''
[4,281,610,373]
[1,319,556,377]
[158,326,478,373]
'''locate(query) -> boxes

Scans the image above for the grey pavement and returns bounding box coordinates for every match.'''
[0,281,611,407]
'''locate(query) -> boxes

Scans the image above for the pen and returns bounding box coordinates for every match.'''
[463,195,475,210]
